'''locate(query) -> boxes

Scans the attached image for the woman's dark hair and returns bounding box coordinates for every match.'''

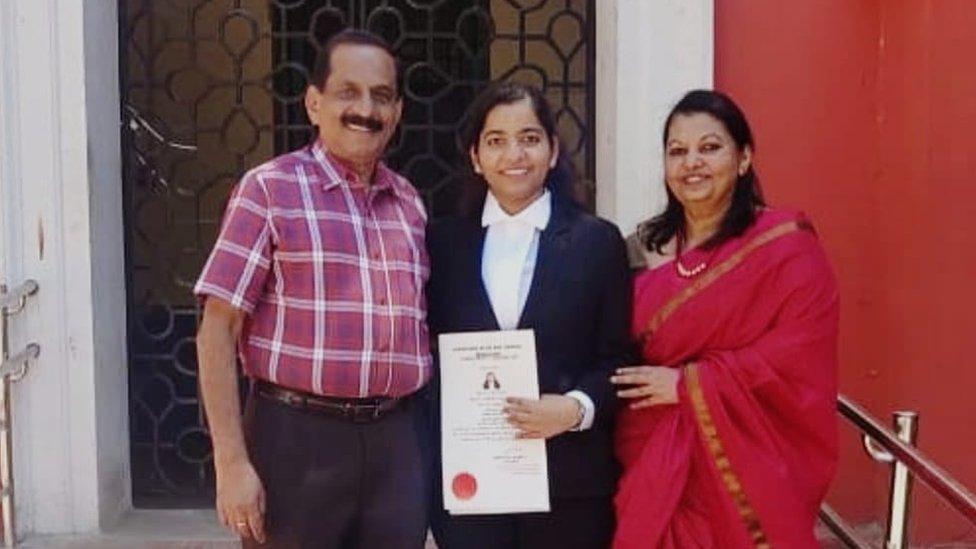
[456,81,580,217]
[638,89,766,252]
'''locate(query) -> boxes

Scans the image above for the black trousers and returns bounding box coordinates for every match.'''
[241,388,430,549]
[430,496,614,549]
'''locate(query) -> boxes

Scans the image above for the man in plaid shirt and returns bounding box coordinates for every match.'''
[195,30,431,548]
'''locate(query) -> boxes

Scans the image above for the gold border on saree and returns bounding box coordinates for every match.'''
[686,363,771,548]
[643,219,812,337]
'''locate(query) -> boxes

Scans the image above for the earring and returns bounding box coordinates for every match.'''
[474,164,482,174]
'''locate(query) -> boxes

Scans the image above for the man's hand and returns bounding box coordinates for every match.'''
[197,297,265,542]
[611,365,680,409]
[503,394,581,439]
[216,457,267,543]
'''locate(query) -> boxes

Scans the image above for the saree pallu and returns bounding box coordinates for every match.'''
[614,210,840,548]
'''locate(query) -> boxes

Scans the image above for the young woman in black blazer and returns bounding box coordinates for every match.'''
[427,82,631,549]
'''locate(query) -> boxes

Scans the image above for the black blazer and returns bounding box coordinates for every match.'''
[426,197,631,499]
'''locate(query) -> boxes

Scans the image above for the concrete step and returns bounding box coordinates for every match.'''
[19,510,234,548]
[19,510,439,548]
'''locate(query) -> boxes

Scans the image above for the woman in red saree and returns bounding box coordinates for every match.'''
[611,90,839,548]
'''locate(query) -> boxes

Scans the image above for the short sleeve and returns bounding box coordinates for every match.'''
[193,172,273,313]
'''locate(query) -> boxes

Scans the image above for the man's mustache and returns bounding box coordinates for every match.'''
[341,114,384,133]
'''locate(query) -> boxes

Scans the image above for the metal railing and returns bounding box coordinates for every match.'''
[820,394,976,549]
[0,281,40,548]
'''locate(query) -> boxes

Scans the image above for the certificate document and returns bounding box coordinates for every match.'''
[439,329,550,515]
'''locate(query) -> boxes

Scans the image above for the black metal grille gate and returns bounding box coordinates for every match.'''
[119,0,595,507]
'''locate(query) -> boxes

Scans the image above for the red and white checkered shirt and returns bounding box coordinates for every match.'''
[194,140,431,398]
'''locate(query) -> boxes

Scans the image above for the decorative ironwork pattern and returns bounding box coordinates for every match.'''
[120,0,595,507]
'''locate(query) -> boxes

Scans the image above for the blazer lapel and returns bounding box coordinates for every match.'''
[517,200,573,329]
[462,219,501,330]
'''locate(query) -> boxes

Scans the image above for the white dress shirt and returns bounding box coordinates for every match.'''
[481,190,595,430]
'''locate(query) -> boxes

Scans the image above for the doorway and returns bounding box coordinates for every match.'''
[118,0,596,507]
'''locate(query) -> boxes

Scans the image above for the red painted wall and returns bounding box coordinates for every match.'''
[716,1,976,543]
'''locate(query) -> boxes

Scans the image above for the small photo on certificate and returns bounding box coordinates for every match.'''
[438,329,551,515]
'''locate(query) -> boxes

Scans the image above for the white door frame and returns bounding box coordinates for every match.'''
[0,0,129,536]
[596,0,714,236]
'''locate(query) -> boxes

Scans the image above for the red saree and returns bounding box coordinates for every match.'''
[614,209,839,548]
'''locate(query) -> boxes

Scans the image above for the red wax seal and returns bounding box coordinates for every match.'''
[451,472,477,500]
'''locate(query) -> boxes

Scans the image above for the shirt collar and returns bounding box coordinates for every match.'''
[310,140,396,196]
[481,190,551,231]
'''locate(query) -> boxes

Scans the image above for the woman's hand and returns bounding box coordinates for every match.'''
[611,366,681,409]
[503,394,581,439]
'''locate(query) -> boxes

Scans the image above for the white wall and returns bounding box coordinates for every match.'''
[0,0,129,537]
[595,0,714,235]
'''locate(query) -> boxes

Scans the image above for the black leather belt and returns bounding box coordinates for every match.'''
[254,380,405,423]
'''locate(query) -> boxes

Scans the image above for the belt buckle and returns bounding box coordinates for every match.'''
[283,391,305,408]
[347,402,382,423]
